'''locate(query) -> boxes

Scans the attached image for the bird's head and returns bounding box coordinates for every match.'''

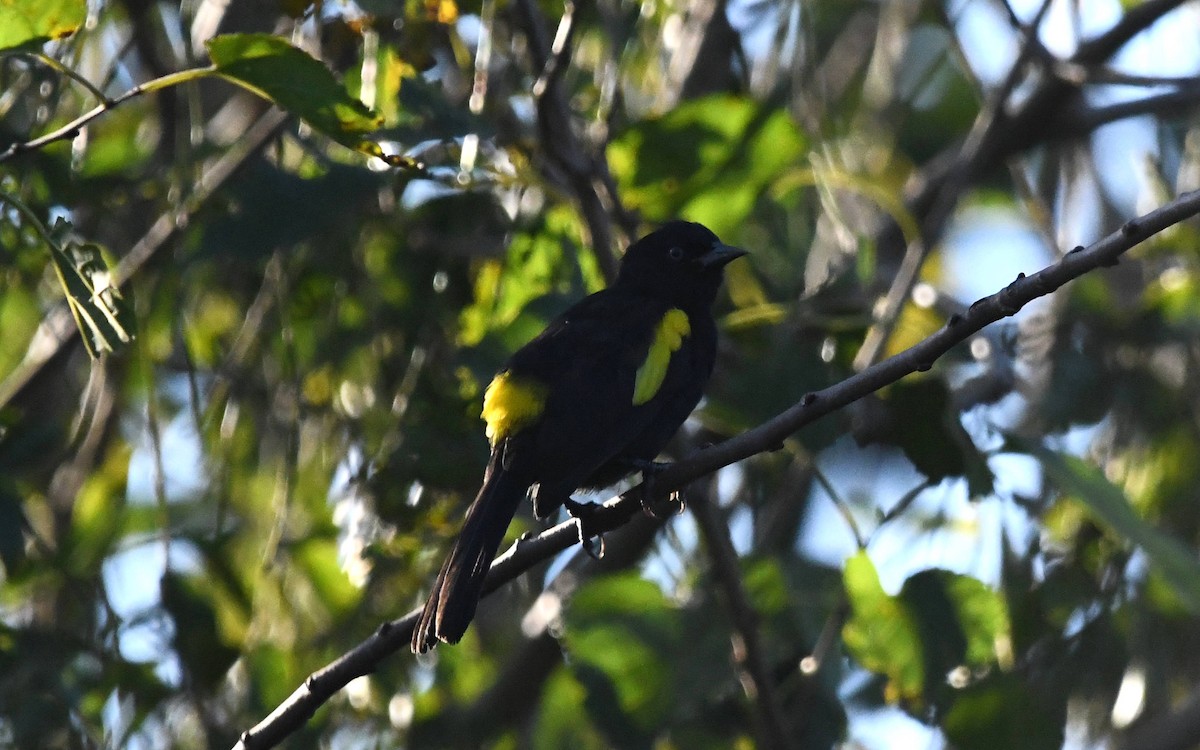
[615,221,747,309]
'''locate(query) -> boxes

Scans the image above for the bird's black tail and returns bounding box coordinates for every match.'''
[411,453,528,653]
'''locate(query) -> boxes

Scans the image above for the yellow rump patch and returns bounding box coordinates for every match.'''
[633,308,691,406]
[482,371,547,444]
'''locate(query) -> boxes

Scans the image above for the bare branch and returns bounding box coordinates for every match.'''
[889,0,1191,273]
[1072,0,1191,64]
[692,486,796,750]
[1059,82,1200,136]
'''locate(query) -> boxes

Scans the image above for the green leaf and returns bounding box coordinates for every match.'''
[533,669,607,750]
[0,0,85,53]
[844,553,1012,710]
[0,282,39,378]
[49,238,136,358]
[841,551,925,703]
[941,573,1010,667]
[609,95,807,238]
[1028,443,1200,615]
[207,33,384,156]
[66,443,130,572]
[899,570,1011,702]
[78,102,157,177]
[293,537,361,617]
[564,574,681,736]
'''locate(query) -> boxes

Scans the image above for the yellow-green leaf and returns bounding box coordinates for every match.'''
[842,550,925,703]
[0,0,85,53]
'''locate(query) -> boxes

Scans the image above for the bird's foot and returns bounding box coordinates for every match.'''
[628,459,685,519]
[563,497,605,560]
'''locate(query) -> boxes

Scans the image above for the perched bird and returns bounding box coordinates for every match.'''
[411,220,746,652]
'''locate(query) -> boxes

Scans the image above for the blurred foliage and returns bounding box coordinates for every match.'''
[1,0,1200,748]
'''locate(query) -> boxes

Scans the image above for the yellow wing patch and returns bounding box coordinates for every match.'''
[632,308,691,406]
[482,371,547,444]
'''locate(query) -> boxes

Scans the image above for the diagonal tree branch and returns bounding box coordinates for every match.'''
[232,186,1200,750]
[691,484,795,750]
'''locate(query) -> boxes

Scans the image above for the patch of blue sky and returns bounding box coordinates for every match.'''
[101,538,202,681]
[124,374,206,505]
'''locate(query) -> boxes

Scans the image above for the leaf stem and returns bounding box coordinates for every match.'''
[0,65,217,162]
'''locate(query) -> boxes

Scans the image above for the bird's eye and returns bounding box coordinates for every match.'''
[667,246,685,261]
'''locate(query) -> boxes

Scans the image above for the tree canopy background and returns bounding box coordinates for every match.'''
[3,0,1200,748]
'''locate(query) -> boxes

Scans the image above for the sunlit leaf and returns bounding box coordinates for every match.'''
[207,33,384,156]
[841,551,925,703]
[609,95,807,238]
[0,0,85,52]
[845,553,1011,711]
[941,573,1010,668]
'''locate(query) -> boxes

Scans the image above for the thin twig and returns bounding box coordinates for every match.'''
[691,487,796,750]
[1061,83,1200,136]
[812,466,866,549]
[855,0,1047,370]
[886,0,1187,286]
[26,52,112,104]
[0,66,216,162]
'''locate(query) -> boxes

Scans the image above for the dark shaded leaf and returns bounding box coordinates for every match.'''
[943,673,1065,750]
[877,378,994,495]
[161,572,241,692]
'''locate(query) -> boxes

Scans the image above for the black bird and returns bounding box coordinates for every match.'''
[412,220,746,652]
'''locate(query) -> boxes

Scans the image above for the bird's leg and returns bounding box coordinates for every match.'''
[626,458,684,518]
[563,497,605,560]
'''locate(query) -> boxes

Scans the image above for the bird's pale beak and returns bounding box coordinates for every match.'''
[699,242,748,268]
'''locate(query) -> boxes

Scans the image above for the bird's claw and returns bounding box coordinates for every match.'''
[564,498,606,560]
[629,459,685,519]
